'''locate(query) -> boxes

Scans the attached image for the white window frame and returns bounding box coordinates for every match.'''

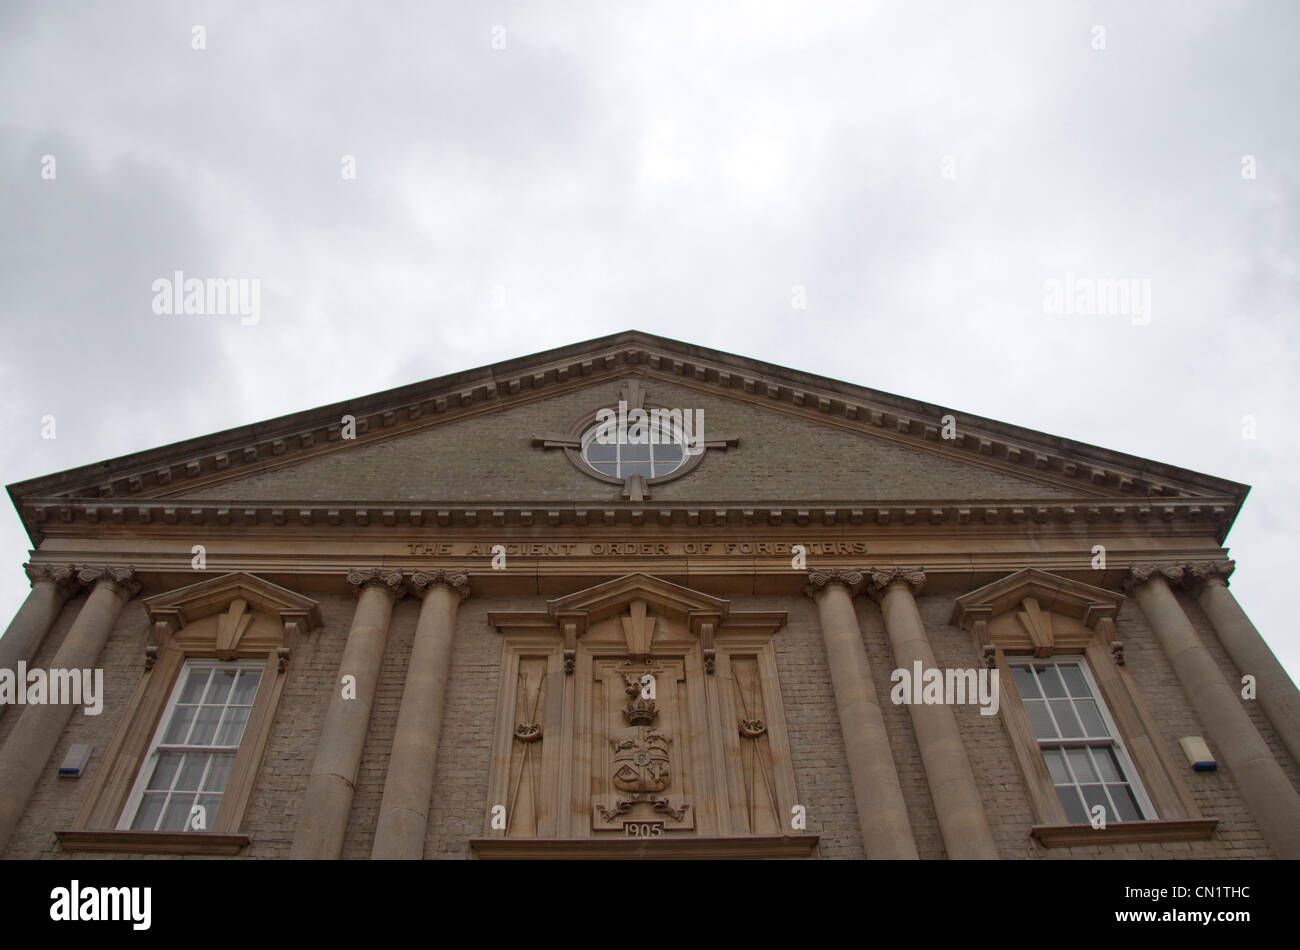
[117,658,266,832]
[580,419,686,479]
[1008,655,1157,823]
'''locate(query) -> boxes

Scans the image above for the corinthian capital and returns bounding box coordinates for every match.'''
[347,568,406,599]
[1124,563,1184,593]
[409,569,471,601]
[804,568,864,599]
[74,564,141,599]
[1185,560,1235,590]
[866,566,927,600]
[23,562,78,594]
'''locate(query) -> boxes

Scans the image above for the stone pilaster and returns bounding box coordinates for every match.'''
[867,567,998,859]
[291,568,405,860]
[372,570,471,860]
[0,565,139,852]
[1126,563,1300,859]
[1186,560,1300,770]
[0,563,79,723]
[805,569,917,859]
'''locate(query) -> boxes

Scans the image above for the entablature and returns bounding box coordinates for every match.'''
[22,495,1237,538]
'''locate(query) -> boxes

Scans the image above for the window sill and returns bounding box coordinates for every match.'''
[55,830,251,855]
[1031,818,1219,848]
[470,834,818,859]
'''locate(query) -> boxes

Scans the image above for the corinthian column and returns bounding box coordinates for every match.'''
[0,563,79,722]
[291,569,405,860]
[1127,564,1300,859]
[1187,561,1300,769]
[372,570,471,860]
[0,566,139,852]
[868,567,998,859]
[805,569,917,859]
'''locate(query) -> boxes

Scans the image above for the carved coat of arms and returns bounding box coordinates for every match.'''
[594,669,691,826]
[612,729,671,794]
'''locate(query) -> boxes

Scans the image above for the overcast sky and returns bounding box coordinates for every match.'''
[1,1,1297,683]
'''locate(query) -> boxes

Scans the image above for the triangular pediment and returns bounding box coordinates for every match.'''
[950,568,1125,657]
[154,374,1091,505]
[546,572,730,627]
[951,568,1125,628]
[8,331,1248,542]
[143,571,323,626]
[489,573,786,648]
[142,571,323,661]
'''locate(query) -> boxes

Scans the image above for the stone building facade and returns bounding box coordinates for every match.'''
[1,330,1297,860]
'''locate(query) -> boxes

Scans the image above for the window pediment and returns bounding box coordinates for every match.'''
[950,568,1123,656]
[143,572,322,660]
[490,572,785,671]
[544,572,732,624]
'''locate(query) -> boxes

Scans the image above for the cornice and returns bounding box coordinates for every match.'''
[21,496,1237,537]
[8,332,1247,545]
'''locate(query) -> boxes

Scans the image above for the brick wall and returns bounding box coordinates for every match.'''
[246,590,359,858]
[2,575,1291,860]
[186,378,1072,504]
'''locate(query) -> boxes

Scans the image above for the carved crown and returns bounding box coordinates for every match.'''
[624,696,659,726]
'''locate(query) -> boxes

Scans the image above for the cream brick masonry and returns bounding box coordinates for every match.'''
[1,331,1294,859]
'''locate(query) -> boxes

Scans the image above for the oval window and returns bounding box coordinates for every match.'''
[580,419,686,479]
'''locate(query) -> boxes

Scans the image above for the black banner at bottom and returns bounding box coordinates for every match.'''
[1,857,1280,937]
